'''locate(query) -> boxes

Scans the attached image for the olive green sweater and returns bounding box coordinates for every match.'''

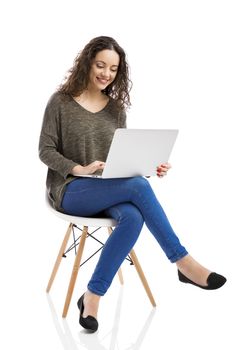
[39,92,126,211]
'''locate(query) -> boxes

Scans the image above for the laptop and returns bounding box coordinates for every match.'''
[77,128,179,178]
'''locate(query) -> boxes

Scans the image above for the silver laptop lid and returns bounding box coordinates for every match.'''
[101,128,179,178]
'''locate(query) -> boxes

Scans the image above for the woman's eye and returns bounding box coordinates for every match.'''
[96,64,117,73]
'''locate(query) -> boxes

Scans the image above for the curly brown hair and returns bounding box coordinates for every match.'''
[58,36,132,110]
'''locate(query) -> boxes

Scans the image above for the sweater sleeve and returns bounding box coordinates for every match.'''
[39,94,78,178]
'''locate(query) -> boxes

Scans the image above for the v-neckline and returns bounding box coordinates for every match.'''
[71,96,111,115]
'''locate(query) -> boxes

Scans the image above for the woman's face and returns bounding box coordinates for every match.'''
[88,49,120,92]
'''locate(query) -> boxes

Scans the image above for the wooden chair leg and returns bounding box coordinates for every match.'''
[62,225,88,317]
[129,248,156,307]
[108,227,124,285]
[46,223,73,293]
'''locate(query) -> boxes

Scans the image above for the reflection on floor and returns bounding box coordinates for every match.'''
[47,286,156,350]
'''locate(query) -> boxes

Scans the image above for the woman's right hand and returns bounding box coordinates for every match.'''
[71,161,105,176]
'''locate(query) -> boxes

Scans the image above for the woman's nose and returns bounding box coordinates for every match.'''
[101,68,111,78]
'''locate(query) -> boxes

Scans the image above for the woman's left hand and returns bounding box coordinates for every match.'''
[156,163,171,178]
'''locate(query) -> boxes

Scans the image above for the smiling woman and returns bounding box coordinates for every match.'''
[74,50,120,113]
[91,50,119,87]
[59,36,132,110]
[39,35,227,334]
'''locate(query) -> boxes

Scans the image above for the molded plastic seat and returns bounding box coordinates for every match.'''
[45,194,117,227]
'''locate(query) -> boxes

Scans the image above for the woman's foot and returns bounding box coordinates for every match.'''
[176,254,226,289]
[77,291,100,332]
[178,270,227,290]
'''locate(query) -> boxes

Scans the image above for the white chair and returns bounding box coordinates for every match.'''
[45,195,156,317]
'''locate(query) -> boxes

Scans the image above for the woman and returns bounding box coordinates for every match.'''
[39,36,226,332]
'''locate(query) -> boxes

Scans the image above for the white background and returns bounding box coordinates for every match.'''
[1,1,233,349]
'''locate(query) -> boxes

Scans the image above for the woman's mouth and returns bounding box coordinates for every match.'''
[97,77,109,85]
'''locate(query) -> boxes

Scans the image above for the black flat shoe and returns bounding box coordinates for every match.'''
[178,270,227,290]
[77,294,98,332]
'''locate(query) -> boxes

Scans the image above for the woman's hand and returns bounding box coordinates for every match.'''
[156,163,171,178]
[71,161,105,176]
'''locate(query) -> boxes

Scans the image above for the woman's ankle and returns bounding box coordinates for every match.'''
[85,290,101,301]
[83,290,101,318]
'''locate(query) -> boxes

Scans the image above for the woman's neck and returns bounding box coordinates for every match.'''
[83,87,103,99]
[77,89,107,103]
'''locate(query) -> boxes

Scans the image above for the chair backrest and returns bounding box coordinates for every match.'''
[45,193,117,227]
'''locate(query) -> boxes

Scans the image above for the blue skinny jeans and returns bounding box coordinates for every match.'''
[61,176,188,296]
